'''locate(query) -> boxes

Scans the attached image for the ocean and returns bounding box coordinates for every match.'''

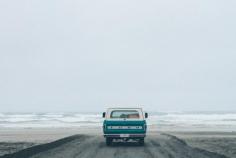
[0,112,236,131]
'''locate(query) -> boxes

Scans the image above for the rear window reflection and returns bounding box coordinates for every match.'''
[110,110,140,119]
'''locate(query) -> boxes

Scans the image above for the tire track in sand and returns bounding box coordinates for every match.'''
[0,134,230,158]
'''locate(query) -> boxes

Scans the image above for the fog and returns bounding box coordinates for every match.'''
[0,0,236,112]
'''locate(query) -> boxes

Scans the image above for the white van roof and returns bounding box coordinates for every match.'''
[107,107,143,110]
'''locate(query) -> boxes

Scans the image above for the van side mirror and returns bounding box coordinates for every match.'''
[102,112,106,118]
[145,112,148,118]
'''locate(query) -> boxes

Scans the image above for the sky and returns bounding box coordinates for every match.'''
[0,0,236,112]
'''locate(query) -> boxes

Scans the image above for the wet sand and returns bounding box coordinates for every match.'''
[0,128,235,158]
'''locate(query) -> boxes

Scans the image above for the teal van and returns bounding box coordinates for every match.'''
[102,108,148,146]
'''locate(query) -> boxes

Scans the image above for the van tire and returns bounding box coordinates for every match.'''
[139,138,144,146]
[106,137,112,146]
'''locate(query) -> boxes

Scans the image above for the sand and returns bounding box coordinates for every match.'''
[0,127,235,158]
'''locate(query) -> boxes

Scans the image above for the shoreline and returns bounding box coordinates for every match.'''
[1,126,236,142]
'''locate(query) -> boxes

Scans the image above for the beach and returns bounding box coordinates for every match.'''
[1,0,236,157]
[0,127,235,158]
[0,112,236,158]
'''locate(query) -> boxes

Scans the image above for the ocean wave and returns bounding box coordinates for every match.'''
[1,112,236,129]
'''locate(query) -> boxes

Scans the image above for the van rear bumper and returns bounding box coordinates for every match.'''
[104,134,146,138]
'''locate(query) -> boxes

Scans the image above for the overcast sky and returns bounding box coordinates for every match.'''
[0,0,236,112]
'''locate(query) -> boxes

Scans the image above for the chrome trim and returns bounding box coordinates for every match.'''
[107,126,143,129]
[104,134,146,136]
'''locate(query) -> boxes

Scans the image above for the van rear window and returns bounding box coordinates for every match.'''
[110,110,140,119]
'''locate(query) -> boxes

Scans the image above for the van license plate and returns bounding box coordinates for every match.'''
[120,134,130,138]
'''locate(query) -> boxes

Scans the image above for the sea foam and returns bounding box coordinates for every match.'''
[0,112,236,131]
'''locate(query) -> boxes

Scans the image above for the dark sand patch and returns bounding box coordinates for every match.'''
[0,134,230,158]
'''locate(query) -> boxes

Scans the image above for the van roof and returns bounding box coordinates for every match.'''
[107,107,143,110]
